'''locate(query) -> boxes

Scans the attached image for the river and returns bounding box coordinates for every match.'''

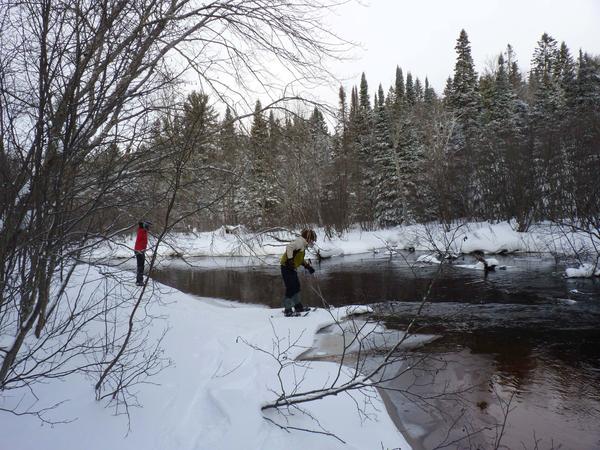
[152,252,600,449]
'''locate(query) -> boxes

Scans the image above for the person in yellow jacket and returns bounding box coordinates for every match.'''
[280,229,316,316]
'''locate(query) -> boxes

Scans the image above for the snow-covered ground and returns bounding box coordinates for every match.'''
[0,266,409,450]
[4,220,598,448]
[92,221,600,277]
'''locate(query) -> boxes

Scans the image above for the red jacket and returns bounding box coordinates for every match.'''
[134,227,148,251]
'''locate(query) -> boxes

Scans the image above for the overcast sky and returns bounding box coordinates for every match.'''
[321,0,600,101]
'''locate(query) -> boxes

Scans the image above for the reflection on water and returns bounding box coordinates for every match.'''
[378,345,600,450]
[151,252,600,449]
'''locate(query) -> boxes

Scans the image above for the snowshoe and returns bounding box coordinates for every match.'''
[293,303,308,314]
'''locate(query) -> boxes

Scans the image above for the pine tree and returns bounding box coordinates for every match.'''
[323,86,353,231]
[346,85,361,224]
[479,54,530,222]
[448,29,481,217]
[268,111,282,155]
[405,72,415,107]
[359,72,371,115]
[385,86,396,124]
[182,91,218,164]
[450,30,480,116]
[529,33,566,219]
[354,73,375,228]
[505,44,525,96]
[220,106,237,164]
[372,84,403,226]
[424,78,436,107]
[248,100,278,226]
[307,107,330,224]
[180,91,220,226]
[557,42,577,109]
[219,106,241,224]
[569,52,600,224]
[393,66,405,120]
[279,113,307,225]
[443,77,453,108]
[414,77,424,103]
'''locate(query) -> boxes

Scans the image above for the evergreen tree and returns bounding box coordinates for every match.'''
[279,113,307,225]
[346,85,362,224]
[354,73,376,228]
[395,110,424,223]
[323,86,353,231]
[450,30,480,115]
[349,86,359,124]
[182,91,218,164]
[219,106,241,224]
[480,54,530,222]
[359,72,371,114]
[504,45,525,96]
[405,72,416,107]
[557,42,577,108]
[307,107,330,224]
[424,78,436,108]
[569,52,600,224]
[268,111,282,155]
[248,100,278,226]
[448,29,481,217]
[372,84,403,225]
[220,106,238,165]
[385,86,396,124]
[443,77,453,108]
[180,91,220,226]
[478,70,495,114]
[529,33,565,218]
[393,66,405,120]
[414,77,424,103]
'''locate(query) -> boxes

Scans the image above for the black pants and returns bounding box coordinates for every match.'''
[281,265,301,309]
[135,252,145,284]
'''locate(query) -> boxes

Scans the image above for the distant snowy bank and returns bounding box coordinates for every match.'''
[565,262,600,278]
[92,221,600,278]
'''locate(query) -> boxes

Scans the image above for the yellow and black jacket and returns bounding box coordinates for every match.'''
[280,236,308,269]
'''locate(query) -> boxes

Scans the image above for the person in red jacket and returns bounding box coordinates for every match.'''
[134,221,151,286]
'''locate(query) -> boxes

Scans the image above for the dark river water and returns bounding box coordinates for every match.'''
[152,252,600,449]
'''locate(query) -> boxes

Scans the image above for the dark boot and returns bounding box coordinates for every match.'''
[284,308,294,317]
[294,303,307,313]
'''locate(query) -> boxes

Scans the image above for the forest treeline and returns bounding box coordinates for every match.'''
[141,30,600,233]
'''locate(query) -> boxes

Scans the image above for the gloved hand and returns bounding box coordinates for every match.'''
[285,258,295,269]
[306,264,315,274]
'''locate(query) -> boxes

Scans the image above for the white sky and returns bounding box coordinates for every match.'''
[320,0,600,101]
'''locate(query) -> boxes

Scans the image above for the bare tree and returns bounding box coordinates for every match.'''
[0,0,349,417]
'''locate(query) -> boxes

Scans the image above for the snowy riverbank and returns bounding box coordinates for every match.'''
[0,265,410,450]
[93,221,600,277]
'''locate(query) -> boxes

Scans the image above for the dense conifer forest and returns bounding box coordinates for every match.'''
[125,30,600,232]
